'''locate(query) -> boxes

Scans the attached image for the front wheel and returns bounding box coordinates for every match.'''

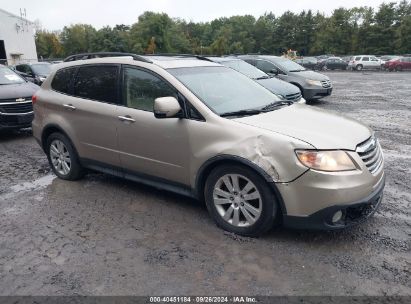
[46,132,85,180]
[356,64,363,71]
[204,164,279,237]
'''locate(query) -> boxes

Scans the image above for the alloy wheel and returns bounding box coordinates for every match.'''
[213,174,262,227]
[50,139,71,176]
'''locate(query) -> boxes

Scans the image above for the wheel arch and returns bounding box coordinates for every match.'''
[41,124,76,154]
[194,155,287,215]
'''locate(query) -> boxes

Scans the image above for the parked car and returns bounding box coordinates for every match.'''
[384,57,411,71]
[32,54,384,236]
[207,57,303,103]
[348,55,382,71]
[14,62,53,85]
[295,57,318,70]
[239,55,332,101]
[0,65,39,130]
[317,57,348,70]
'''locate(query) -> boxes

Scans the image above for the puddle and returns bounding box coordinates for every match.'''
[0,174,56,200]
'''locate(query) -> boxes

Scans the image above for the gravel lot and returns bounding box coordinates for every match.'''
[0,71,410,296]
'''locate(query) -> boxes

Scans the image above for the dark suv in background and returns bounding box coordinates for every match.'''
[14,62,53,85]
[0,65,39,130]
[239,55,332,101]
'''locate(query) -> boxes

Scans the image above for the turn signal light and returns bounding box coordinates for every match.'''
[32,95,37,104]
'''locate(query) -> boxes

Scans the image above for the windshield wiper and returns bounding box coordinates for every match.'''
[289,69,305,72]
[261,100,293,111]
[220,109,262,117]
[254,75,270,80]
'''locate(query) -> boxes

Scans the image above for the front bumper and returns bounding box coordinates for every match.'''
[303,87,332,100]
[281,173,385,230]
[0,112,34,130]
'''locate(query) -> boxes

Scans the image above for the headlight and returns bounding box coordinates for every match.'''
[39,76,46,82]
[297,97,306,104]
[307,79,322,86]
[296,150,357,172]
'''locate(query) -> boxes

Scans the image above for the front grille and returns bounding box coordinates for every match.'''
[285,92,302,101]
[0,98,33,114]
[356,136,383,174]
[321,80,332,88]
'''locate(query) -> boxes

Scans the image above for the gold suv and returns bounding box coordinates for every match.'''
[32,54,385,236]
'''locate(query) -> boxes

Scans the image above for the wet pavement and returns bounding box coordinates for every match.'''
[0,71,410,296]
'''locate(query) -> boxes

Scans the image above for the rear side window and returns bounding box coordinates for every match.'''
[122,67,177,112]
[73,65,119,104]
[362,57,369,61]
[51,67,77,94]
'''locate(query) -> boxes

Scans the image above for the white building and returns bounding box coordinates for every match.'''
[0,8,38,65]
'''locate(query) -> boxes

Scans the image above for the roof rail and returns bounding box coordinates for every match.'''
[63,52,152,63]
[144,53,214,62]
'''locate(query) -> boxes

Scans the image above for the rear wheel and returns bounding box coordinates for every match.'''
[204,164,279,237]
[46,132,84,180]
[395,66,402,72]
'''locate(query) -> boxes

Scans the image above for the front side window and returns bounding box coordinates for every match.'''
[123,67,177,112]
[355,57,361,61]
[73,65,119,104]
[51,67,77,94]
[256,60,276,74]
[169,66,280,115]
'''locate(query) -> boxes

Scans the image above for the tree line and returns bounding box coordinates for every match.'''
[35,0,411,59]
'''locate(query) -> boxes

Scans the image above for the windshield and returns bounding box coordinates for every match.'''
[269,57,306,72]
[221,60,267,79]
[0,66,25,85]
[31,63,52,75]
[169,66,281,115]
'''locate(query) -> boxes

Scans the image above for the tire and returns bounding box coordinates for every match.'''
[395,66,402,72]
[356,64,363,71]
[46,132,85,180]
[204,164,279,237]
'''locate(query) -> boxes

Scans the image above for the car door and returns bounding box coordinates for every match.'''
[370,57,380,69]
[361,57,370,68]
[116,65,191,185]
[65,64,122,168]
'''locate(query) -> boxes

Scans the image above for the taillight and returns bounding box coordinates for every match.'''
[32,95,37,104]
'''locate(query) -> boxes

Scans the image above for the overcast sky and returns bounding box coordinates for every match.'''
[1,0,400,31]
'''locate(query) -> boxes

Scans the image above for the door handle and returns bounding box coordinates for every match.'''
[63,104,76,111]
[118,115,136,123]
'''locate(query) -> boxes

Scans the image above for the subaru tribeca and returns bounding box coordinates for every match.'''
[32,54,385,236]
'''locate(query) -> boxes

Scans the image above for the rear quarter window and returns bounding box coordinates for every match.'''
[51,67,77,94]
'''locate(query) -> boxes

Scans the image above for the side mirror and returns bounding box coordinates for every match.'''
[270,69,279,75]
[153,96,182,119]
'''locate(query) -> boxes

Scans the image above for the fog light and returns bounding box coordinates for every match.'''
[332,210,343,223]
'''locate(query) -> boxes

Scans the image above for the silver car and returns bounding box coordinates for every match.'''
[32,54,385,236]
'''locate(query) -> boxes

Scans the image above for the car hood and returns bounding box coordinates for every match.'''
[256,77,300,96]
[233,104,372,150]
[0,82,40,100]
[291,70,329,80]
